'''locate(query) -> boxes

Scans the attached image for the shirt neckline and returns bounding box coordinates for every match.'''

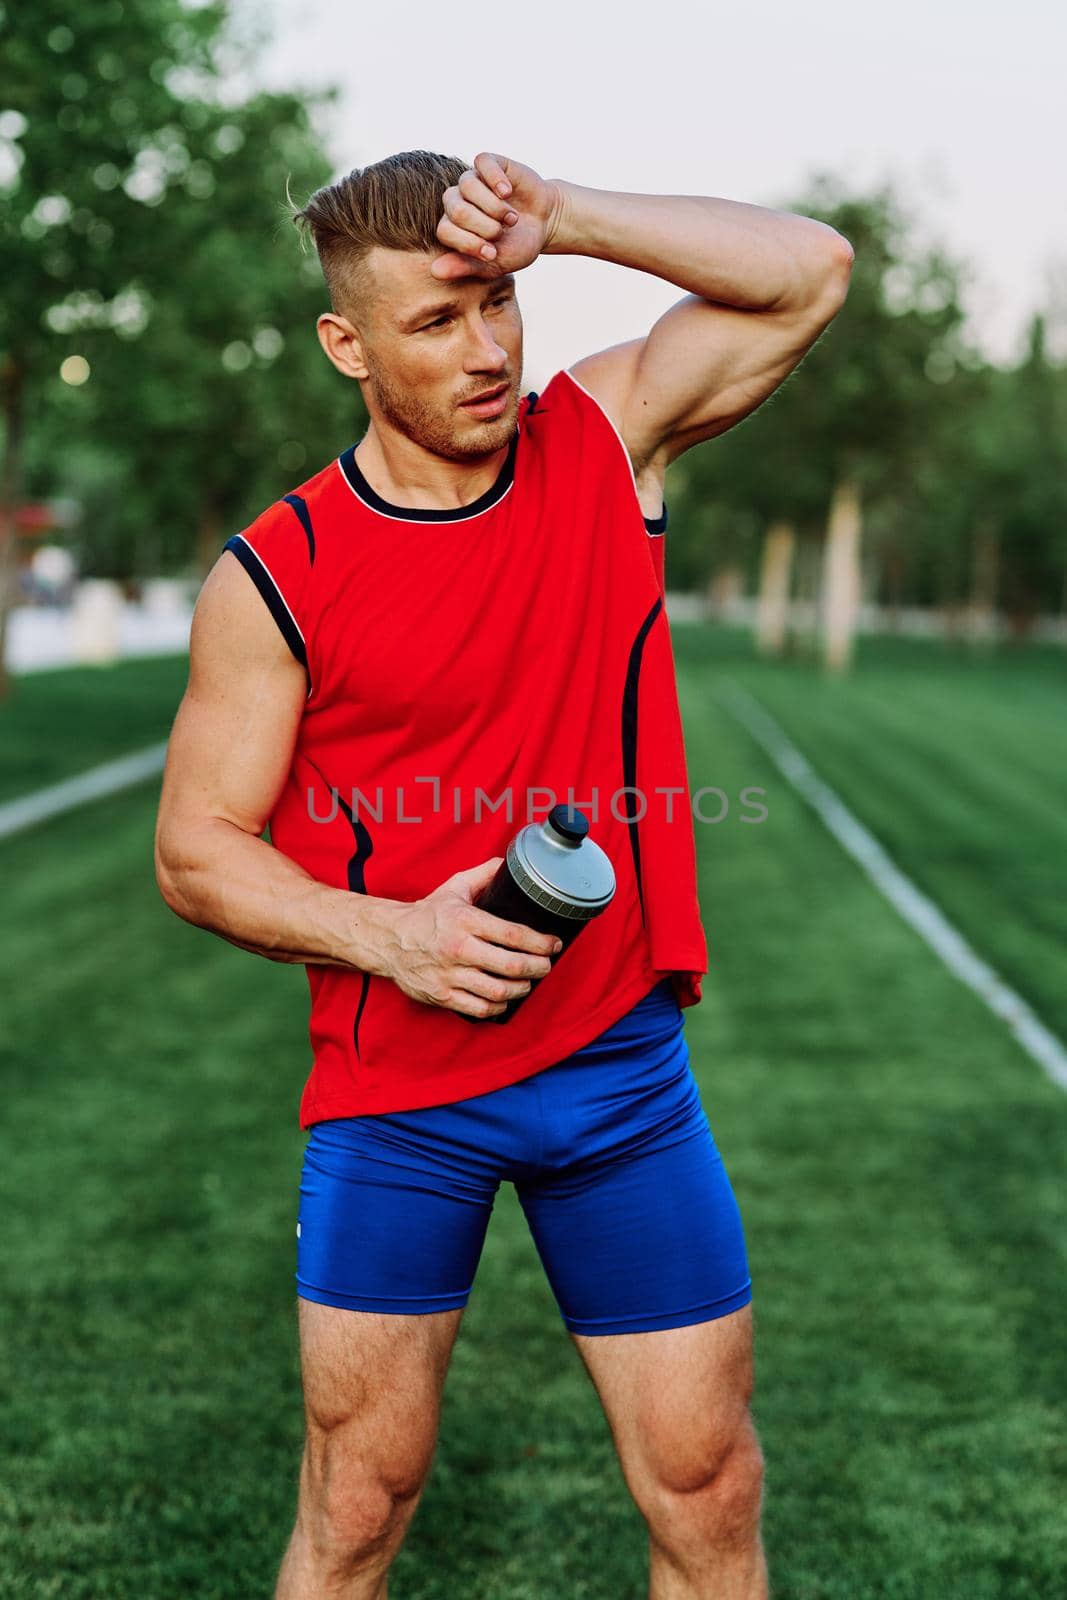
[337,407,523,523]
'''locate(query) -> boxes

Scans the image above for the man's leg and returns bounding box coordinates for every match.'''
[275,1300,465,1600]
[514,981,764,1595]
[570,1304,766,1599]
[280,1098,506,1596]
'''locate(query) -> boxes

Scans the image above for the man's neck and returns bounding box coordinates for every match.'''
[353,424,511,512]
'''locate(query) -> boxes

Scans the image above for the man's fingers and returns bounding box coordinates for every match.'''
[463,907,559,956]
[473,150,512,198]
[435,214,498,261]
[429,250,499,281]
[443,985,509,1019]
[458,169,517,225]
[457,922,559,976]
[442,184,501,243]
[450,966,533,1003]
[461,938,554,981]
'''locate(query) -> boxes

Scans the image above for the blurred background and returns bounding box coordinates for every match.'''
[3,2,1065,1596]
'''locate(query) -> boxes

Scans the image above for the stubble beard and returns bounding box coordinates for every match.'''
[364,354,520,462]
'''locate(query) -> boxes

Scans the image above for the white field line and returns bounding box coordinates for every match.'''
[717,680,1067,1093]
[0,743,169,842]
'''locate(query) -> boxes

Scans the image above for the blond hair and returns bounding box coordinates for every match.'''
[290,150,467,322]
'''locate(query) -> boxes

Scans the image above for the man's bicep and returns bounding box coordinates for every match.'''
[571,289,845,471]
[160,554,308,846]
[628,293,839,463]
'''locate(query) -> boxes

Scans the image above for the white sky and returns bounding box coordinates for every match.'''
[247,0,1065,392]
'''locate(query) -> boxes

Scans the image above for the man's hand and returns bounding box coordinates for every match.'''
[376,855,562,1018]
[431,152,566,281]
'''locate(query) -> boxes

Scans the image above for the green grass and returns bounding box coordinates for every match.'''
[673,624,1067,1041]
[2,636,1066,1597]
[0,657,188,803]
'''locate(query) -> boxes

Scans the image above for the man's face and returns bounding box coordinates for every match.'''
[353,247,524,463]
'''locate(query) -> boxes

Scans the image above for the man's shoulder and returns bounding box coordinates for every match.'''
[519,368,609,444]
[280,448,349,515]
[524,365,632,464]
[241,447,351,553]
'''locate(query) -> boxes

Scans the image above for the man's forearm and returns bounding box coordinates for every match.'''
[543,180,850,314]
[156,818,401,974]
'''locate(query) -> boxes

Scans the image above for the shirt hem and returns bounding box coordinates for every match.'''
[299,958,702,1126]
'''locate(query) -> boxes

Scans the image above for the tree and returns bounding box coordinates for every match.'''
[1,0,231,693]
[665,177,978,671]
[29,88,359,586]
[0,1,360,696]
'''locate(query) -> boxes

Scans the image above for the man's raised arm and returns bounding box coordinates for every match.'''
[430,151,854,467]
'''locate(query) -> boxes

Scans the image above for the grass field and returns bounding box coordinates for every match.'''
[2,631,1066,1597]
[0,658,188,804]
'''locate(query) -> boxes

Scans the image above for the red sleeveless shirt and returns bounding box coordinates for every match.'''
[223,367,708,1124]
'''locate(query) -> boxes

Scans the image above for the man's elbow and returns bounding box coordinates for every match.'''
[787,225,854,319]
[796,236,854,324]
[155,854,188,922]
[830,226,855,266]
[824,232,855,299]
[154,824,201,925]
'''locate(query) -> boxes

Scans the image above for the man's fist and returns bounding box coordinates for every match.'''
[376,855,562,1019]
[431,152,566,281]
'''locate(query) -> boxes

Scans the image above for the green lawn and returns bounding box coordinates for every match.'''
[674,624,1067,1041]
[2,635,1066,1597]
[0,657,188,804]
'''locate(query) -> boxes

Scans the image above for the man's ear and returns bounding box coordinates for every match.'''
[316,311,370,381]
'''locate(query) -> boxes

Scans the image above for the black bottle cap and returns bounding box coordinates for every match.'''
[546,804,589,844]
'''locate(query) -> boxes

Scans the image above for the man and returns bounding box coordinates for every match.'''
[154,148,852,1598]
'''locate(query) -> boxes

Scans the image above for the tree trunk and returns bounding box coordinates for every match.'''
[756,520,795,656]
[942,599,965,644]
[0,355,26,701]
[884,543,904,633]
[789,538,820,659]
[195,496,224,581]
[706,563,745,620]
[821,475,862,674]
[1005,599,1037,642]
[967,521,1000,647]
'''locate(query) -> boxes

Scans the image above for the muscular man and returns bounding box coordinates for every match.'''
[154,148,852,1598]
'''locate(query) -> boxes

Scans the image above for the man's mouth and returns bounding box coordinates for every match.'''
[459,382,509,408]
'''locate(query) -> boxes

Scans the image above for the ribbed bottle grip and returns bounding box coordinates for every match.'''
[506,840,595,920]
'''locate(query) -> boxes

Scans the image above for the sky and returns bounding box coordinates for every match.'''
[246,0,1065,393]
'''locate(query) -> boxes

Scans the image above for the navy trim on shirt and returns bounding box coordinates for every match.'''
[338,426,519,523]
[644,502,668,537]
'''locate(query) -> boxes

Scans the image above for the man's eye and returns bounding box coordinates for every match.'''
[423,296,510,332]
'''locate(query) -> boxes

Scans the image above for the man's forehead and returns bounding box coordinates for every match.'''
[368,247,514,323]
[366,245,437,292]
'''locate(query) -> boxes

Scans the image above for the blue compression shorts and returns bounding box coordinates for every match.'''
[295,978,752,1336]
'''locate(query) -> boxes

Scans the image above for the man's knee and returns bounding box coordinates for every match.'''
[642,1410,765,1547]
[297,1414,435,1570]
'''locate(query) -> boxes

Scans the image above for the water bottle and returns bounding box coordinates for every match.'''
[467,804,616,1023]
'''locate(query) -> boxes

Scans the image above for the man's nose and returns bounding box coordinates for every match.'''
[464,318,508,370]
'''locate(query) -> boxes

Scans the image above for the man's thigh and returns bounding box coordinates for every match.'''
[517,1115,753,1338]
[295,1111,502,1315]
[297,1299,466,1494]
[293,1110,500,1497]
[516,981,752,1337]
[569,1302,756,1506]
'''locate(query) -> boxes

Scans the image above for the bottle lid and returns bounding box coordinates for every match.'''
[545,804,589,845]
[508,806,615,921]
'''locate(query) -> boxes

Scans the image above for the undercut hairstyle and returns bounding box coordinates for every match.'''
[289,150,468,324]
